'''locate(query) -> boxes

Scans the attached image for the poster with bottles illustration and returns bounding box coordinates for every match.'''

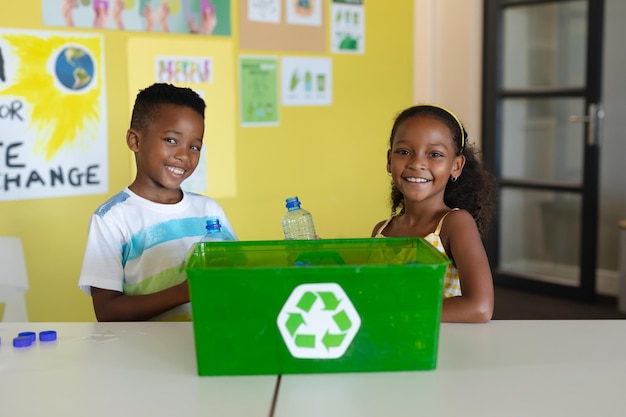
[281,56,332,106]
[331,0,365,54]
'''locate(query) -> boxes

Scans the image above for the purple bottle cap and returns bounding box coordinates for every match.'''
[39,330,57,342]
[18,331,37,343]
[13,335,32,348]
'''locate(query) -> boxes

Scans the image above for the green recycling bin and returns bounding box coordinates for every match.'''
[185,237,449,376]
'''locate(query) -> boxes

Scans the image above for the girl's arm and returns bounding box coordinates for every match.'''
[440,210,494,323]
[91,281,189,322]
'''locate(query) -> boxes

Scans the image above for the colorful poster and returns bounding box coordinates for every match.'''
[155,56,213,84]
[127,37,237,198]
[281,56,332,106]
[331,0,365,54]
[248,0,281,23]
[239,56,279,127]
[286,0,323,26]
[43,0,231,36]
[0,30,107,202]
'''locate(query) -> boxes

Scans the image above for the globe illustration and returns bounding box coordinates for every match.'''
[54,46,94,91]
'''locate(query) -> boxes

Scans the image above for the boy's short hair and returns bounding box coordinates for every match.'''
[130,83,206,131]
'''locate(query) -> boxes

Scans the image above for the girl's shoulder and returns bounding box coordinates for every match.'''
[440,208,480,239]
[441,208,474,226]
[371,218,392,237]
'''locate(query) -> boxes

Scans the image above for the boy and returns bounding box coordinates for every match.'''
[78,83,236,321]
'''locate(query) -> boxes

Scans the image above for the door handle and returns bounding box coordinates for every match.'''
[569,103,604,147]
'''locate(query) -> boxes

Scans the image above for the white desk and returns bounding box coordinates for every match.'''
[3,321,626,417]
[276,320,626,417]
[0,322,277,417]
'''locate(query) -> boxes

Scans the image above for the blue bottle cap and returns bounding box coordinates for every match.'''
[205,217,222,231]
[39,330,57,342]
[18,331,37,343]
[285,196,301,209]
[13,335,32,348]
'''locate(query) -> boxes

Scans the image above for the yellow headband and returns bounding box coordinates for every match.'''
[421,104,465,151]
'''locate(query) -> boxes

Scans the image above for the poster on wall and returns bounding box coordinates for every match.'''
[248,0,281,23]
[0,30,108,202]
[331,0,365,54]
[127,37,237,198]
[42,0,232,36]
[156,55,213,84]
[239,56,279,127]
[281,56,332,106]
[286,0,323,26]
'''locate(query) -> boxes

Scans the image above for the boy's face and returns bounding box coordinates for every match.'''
[127,103,204,203]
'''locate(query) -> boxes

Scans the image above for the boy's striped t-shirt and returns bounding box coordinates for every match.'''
[78,187,236,321]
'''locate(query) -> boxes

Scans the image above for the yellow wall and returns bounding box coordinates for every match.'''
[0,0,414,321]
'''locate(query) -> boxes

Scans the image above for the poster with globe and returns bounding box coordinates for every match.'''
[0,30,108,202]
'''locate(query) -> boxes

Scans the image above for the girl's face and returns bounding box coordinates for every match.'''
[387,115,465,206]
[127,103,204,203]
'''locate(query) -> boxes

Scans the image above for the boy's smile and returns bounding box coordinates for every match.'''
[127,104,205,203]
[165,165,186,178]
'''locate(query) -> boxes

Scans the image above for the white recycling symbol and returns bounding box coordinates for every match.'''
[277,282,361,359]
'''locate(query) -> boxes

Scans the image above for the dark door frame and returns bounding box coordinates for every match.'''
[481,0,605,301]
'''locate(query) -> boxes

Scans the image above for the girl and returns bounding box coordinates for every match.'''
[371,104,496,323]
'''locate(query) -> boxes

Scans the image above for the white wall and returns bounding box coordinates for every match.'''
[600,0,626,271]
[413,0,483,145]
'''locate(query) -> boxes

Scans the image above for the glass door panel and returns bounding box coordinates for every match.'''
[501,98,585,182]
[503,1,588,89]
[500,188,581,286]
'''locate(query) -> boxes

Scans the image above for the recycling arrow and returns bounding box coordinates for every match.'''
[277,283,361,359]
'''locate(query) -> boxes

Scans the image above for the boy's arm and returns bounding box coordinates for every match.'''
[91,281,189,322]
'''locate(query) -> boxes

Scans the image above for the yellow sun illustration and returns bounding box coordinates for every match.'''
[1,33,102,161]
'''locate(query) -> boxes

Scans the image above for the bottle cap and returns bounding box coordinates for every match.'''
[13,335,32,348]
[18,331,37,343]
[39,330,57,342]
[206,216,222,231]
[285,196,301,209]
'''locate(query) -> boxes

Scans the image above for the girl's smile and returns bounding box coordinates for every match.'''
[403,176,432,183]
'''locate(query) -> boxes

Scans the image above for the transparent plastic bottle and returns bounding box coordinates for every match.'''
[282,196,317,240]
[200,217,233,242]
